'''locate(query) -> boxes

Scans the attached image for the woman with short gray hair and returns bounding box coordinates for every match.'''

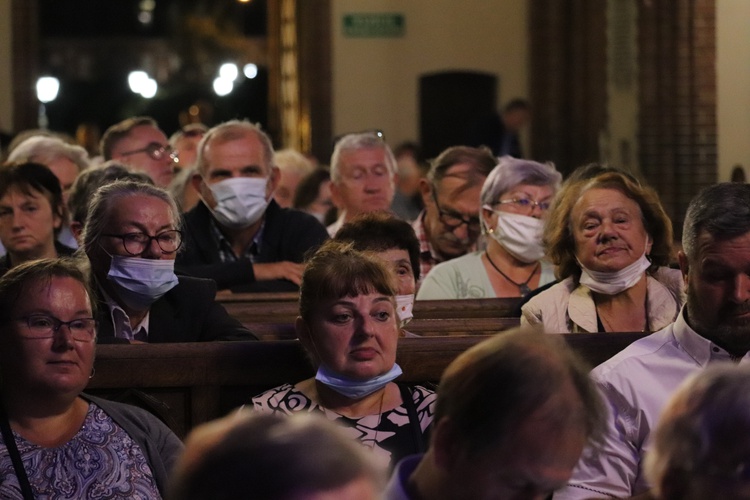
[417,156,560,299]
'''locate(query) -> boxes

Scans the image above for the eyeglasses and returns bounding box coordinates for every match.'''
[495,198,551,212]
[102,230,183,256]
[432,190,481,232]
[16,314,97,342]
[119,142,178,163]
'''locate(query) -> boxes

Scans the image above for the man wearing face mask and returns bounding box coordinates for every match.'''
[82,180,256,343]
[417,157,561,300]
[176,121,329,292]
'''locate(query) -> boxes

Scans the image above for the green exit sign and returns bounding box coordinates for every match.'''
[343,13,405,38]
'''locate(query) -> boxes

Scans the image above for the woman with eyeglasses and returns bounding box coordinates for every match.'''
[521,170,684,333]
[0,162,76,276]
[416,156,561,300]
[0,258,183,498]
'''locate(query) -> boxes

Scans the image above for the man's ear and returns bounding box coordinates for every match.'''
[70,221,83,244]
[192,172,214,205]
[329,181,343,210]
[678,250,689,286]
[419,178,434,207]
[431,418,462,471]
[266,166,281,198]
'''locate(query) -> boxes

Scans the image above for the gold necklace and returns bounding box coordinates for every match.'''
[371,388,386,448]
[485,251,540,296]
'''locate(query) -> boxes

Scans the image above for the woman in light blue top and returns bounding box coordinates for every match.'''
[417,156,560,300]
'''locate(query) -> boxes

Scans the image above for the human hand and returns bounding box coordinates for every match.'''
[253,261,305,285]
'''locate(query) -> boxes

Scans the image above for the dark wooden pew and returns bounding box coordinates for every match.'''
[87,332,645,438]
[218,296,523,340]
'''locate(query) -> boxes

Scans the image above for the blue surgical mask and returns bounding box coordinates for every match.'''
[107,255,179,310]
[315,363,403,399]
[207,177,269,229]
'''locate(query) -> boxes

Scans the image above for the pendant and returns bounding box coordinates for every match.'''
[519,284,531,296]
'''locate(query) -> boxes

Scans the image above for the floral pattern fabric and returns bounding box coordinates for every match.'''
[252,383,436,469]
[0,403,162,500]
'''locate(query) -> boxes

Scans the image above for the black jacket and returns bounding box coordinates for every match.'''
[176,200,329,292]
[95,275,257,343]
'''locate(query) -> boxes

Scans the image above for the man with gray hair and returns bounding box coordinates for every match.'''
[327,132,397,236]
[82,179,255,343]
[385,328,605,500]
[412,146,496,281]
[176,120,328,292]
[8,134,90,249]
[8,135,89,202]
[555,182,750,499]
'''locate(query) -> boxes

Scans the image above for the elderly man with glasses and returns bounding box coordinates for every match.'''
[411,146,497,283]
[101,116,178,188]
[81,179,255,343]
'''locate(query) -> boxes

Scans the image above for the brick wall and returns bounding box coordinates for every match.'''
[638,0,716,239]
[529,0,607,175]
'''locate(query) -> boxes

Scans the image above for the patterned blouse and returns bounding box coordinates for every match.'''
[0,403,162,499]
[252,383,436,469]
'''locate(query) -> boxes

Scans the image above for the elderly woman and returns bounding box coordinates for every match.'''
[417,156,561,299]
[522,170,684,333]
[0,162,75,274]
[252,240,436,468]
[0,258,182,498]
[335,212,420,328]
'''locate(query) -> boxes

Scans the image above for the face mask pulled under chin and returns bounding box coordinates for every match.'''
[107,255,179,310]
[206,177,269,229]
[578,249,652,295]
[315,363,403,399]
[484,207,546,263]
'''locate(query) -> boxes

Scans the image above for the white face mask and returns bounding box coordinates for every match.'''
[395,294,414,326]
[107,255,179,310]
[484,207,545,263]
[578,248,651,295]
[206,177,269,229]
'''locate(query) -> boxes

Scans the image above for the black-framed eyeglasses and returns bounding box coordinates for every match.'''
[120,142,178,163]
[432,189,481,232]
[495,198,551,212]
[15,314,97,342]
[102,230,183,256]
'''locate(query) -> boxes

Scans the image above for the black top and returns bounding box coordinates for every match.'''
[176,200,329,292]
[94,274,257,343]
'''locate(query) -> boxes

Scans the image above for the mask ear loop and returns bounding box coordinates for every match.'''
[481,204,496,235]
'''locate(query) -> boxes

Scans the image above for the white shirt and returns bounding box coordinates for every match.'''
[101,288,150,341]
[554,308,750,499]
[326,212,346,237]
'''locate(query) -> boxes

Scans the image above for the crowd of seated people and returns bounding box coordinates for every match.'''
[1,116,750,499]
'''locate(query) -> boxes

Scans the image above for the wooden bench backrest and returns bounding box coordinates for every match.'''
[87,332,645,437]
[219,296,521,322]
[220,296,523,340]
